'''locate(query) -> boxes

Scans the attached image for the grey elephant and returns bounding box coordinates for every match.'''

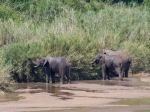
[91,54,124,81]
[28,57,71,84]
[103,49,132,77]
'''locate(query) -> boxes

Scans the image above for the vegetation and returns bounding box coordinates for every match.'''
[0,0,150,91]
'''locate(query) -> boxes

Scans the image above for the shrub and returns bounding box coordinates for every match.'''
[0,0,150,84]
[0,5,21,21]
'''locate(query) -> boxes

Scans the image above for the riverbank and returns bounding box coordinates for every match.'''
[0,75,150,112]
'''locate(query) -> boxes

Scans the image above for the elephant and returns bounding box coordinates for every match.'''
[103,49,132,77]
[91,54,124,81]
[28,57,71,84]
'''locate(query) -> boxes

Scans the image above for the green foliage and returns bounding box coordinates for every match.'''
[0,0,150,88]
[143,0,150,8]
[0,82,15,92]
[9,0,30,2]
[3,42,30,82]
[0,48,15,92]
[63,0,104,12]
[103,0,143,4]
[2,33,101,82]
[0,5,21,21]
[8,0,67,22]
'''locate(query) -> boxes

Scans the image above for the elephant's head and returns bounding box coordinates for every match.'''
[91,54,105,66]
[28,57,48,67]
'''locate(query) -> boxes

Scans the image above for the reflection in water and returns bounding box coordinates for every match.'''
[15,83,73,100]
[15,76,149,95]
[16,82,61,94]
[45,83,73,97]
[100,79,132,87]
[2,76,150,103]
[0,93,23,102]
[45,83,58,93]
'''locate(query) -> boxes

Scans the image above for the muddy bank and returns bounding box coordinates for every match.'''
[0,75,150,112]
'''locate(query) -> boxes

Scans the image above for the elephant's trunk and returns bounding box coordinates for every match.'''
[90,61,94,64]
[90,60,94,64]
[28,58,39,67]
[90,61,95,67]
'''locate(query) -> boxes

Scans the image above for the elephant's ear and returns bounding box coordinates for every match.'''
[43,58,48,66]
[99,56,105,64]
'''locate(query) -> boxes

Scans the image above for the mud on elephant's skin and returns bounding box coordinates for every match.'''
[28,57,71,84]
[103,49,132,77]
[91,54,124,81]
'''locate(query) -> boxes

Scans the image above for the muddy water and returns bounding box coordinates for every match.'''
[84,76,150,87]
[0,76,150,112]
[0,83,73,103]
[16,83,74,100]
[0,93,23,102]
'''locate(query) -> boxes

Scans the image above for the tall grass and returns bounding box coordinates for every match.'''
[0,47,16,92]
[0,1,150,84]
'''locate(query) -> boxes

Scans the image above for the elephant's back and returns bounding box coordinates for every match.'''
[59,57,67,63]
[113,56,123,68]
[57,57,69,66]
[117,51,131,63]
[105,50,131,62]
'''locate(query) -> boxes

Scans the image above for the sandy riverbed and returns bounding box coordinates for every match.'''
[0,74,150,112]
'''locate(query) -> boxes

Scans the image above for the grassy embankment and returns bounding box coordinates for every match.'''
[0,0,150,91]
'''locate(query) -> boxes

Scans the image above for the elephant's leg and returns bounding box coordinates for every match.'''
[105,68,110,80]
[102,64,107,80]
[124,67,129,77]
[59,68,64,84]
[46,68,50,83]
[107,70,110,80]
[60,73,64,84]
[115,68,123,81]
[51,71,55,84]
[46,74,50,83]
[66,67,71,84]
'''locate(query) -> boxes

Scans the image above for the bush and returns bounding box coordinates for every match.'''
[143,0,150,8]
[63,0,105,12]
[0,48,15,92]
[0,5,21,21]
[0,0,150,85]
[2,33,101,82]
